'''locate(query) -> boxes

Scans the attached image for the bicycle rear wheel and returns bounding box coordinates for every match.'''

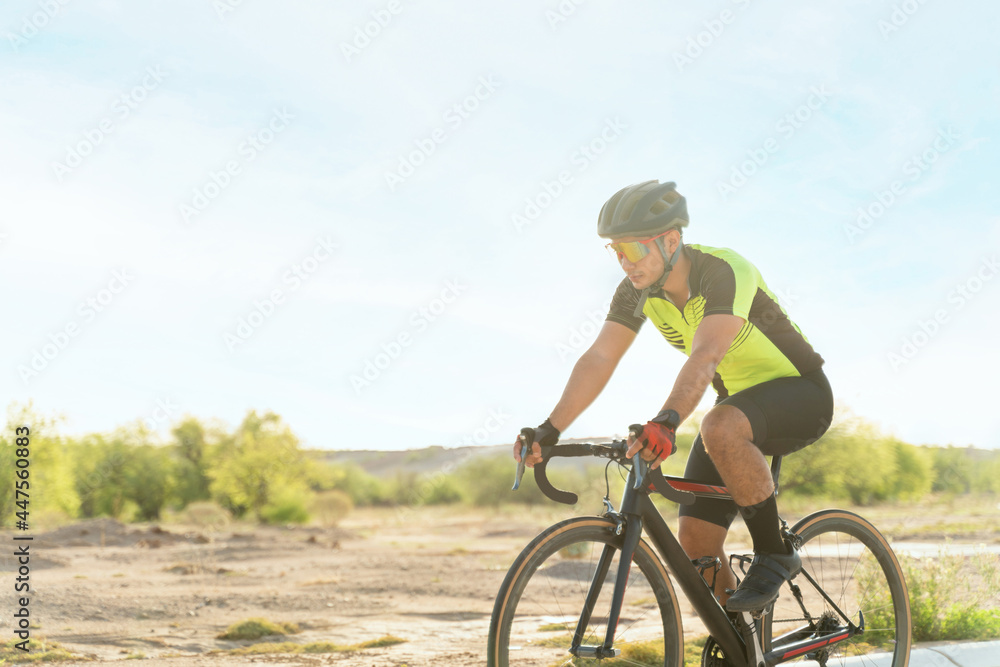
[763,510,911,666]
[488,516,684,666]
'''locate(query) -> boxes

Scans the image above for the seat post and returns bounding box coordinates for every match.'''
[770,456,783,495]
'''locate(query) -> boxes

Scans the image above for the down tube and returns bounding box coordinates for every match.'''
[639,494,749,667]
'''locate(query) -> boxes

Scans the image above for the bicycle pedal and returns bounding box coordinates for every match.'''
[724,588,736,596]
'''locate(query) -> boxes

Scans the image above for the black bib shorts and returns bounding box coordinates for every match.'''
[677,367,834,528]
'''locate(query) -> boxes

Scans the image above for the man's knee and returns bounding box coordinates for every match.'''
[700,405,751,454]
[678,515,728,559]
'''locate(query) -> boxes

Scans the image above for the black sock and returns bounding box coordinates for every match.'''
[738,495,786,554]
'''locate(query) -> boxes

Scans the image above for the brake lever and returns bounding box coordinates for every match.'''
[629,425,649,490]
[512,428,534,491]
[513,443,527,490]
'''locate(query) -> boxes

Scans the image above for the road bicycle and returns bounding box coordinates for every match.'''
[487,430,911,667]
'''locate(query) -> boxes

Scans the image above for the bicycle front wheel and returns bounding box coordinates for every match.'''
[763,509,912,667]
[488,516,684,667]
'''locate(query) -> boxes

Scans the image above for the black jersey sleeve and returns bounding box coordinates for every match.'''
[606,277,646,333]
[696,250,757,320]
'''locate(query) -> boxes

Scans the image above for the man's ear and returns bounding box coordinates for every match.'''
[667,229,682,254]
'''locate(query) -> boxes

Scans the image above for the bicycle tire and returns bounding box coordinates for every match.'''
[488,516,684,666]
[762,509,912,666]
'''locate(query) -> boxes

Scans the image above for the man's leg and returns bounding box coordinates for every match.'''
[699,405,785,550]
[699,404,799,611]
[699,404,771,504]
[699,372,834,611]
[677,433,741,602]
[677,516,737,603]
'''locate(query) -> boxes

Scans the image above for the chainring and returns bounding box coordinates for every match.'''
[700,636,735,667]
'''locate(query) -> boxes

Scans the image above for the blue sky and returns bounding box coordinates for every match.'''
[2,0,998,451]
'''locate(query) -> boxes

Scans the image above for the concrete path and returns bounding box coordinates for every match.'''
[912,641,1000,667]
[840,640,1000,666]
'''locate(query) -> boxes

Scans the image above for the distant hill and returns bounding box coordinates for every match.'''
[311,437,618,477]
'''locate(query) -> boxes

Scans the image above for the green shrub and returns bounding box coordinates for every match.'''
[421,474,463,504]
[454,453,551,506]
[388,471,463,506]
[932,446,974,494]
[171,417,216,505]
[209,411,310,520]
[0,404,81,527]
[260,486,311,525]
[900,548,1000,641]
[0,637,85,662]
[310,462,389,506]
[217,618,299,640]
[310,490,353,527]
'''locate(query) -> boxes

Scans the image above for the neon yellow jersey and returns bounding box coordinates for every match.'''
[606,244,824,397]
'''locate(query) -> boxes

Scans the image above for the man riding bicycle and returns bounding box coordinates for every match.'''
[513,180,833,612]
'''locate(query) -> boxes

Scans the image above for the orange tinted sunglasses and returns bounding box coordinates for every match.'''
[606,230,673,262]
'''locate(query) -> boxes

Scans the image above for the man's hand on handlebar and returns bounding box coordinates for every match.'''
[625,409,679,469]
[512,418,560,469]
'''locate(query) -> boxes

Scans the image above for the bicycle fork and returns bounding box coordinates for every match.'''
[569,511,642,660]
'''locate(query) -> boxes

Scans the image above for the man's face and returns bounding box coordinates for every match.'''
[609,231,675,290]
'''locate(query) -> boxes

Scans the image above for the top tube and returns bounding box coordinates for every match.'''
[665,455,783,499]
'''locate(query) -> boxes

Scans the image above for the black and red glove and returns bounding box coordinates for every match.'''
[631,409,679,461]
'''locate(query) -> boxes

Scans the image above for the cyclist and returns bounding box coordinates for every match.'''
[513,180,833,612]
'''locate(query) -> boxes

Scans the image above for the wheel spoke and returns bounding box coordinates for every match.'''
[489,519,681,666]
[763,512,909,667]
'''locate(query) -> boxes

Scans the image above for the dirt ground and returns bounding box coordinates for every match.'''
[1,503,996,666]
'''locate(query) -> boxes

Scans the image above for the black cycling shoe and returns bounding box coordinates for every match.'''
[725,544,801,612]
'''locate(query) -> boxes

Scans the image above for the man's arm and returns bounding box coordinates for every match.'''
[660,314,745,423]
[549,320,636,430]
[515,320,636,466]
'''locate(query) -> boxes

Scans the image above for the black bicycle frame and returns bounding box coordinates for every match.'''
[572,464,751,667]
[529,443,868,667]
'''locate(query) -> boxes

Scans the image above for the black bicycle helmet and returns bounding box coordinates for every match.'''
[597,180,688,239]
[598,180,689,305]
